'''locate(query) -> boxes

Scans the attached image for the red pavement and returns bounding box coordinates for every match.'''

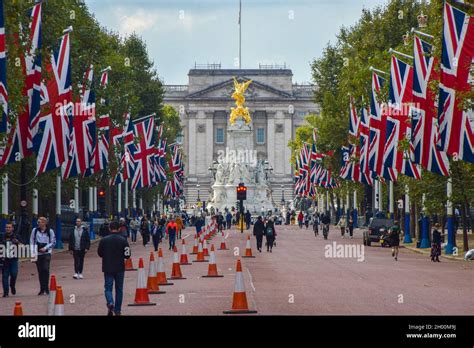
[0,224,472,315]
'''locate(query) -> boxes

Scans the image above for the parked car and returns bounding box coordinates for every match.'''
[363,217,394,246]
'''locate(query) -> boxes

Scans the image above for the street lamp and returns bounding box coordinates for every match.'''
[196,184,201,203]
[208,160,218,180]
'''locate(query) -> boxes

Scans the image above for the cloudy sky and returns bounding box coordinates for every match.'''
[86,0,388,85]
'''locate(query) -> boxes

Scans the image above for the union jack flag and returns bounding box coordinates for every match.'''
[1,2,42,165]
[348,97,359,138]
[153,138,167,183]
[0,0,7,134]
[340,144,361,182]
[437,2,474,163]
[368,72,391,180]
[411,35,450,176]
[89,68,110,174]
[130,115,156,189]
[62,65,96,179]
[110,113,135,186]
[35,30,72,176]
[358,108,374,186]
[383,56,421,180]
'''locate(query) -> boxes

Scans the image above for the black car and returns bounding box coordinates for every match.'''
[363,217,394,246]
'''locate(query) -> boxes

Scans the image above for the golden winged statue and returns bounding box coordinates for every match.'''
[229,77,252,125]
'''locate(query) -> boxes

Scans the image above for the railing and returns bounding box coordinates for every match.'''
[259,63,288,69]
[164,85,188,92]
[194,62,221,69]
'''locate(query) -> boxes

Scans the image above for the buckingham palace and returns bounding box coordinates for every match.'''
[163,64,319,206]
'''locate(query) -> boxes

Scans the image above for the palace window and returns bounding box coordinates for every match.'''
[256,128,265,144]
[215,127,224,144]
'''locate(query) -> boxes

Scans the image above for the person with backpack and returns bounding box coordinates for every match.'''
[312,212,320,236]
[151,219,162,252]
[265,218,277,252]
[226,211,232,230]
[129,217,138,244]
[304,212,310,229]
[166,216,177,250]
[29,217,56,295]
[68,218,90,280]
[253,216,265,252]
[389,220,401,261]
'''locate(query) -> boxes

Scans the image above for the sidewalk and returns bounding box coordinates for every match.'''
[401,242,464,261]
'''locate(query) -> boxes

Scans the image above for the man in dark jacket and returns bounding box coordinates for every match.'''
[97,220,130,316]
[1,223,21,297]
[245,210,252,230]
[253,216,265,252]
[68,218,91,279]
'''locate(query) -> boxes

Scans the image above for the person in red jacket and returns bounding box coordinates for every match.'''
[165,217,177,250]
[297,211,304,229]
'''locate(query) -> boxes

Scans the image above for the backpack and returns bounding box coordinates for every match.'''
[34,228,53,250]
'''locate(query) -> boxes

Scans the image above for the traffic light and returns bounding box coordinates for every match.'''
[98,188,106,212]
[236,183,247,200]
[98,188,106,197]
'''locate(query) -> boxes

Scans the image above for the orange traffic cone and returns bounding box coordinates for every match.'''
[147,252,165,294]
[223,259,257,314]
[219,232,229,250]
[13,301,23,316]
[203,239,210,256]
[202,245,224,278]
[125,257,137,271]
[47,275,57,316]
[242,235,255,258]
[156,249,173,286]
[128,258,157,306]
[54,286,65,315]
[193,241,208,262]
[191,235,199,254]
[168,246,186,280]
[180,239,192,265]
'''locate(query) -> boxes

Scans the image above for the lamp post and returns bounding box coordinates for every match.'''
[196,184,201,205]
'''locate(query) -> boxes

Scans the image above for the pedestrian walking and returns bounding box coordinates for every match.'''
[265,218,277,252]
[347,217,354,239]
[68,218,90,280]
[312,212,319,236]
[226,211,232,230]
[431,223,444,262]
[166,216,177,250]
[338,215,347,238]
[245,210,252,230]
[1,223,21,297]
[119,218,128,239]
[99,220,110,238]
[176,215,184,240]
[30,217,56,295]
[140,216,150,247]
[97,220,130,316]
[129,217,138,244]
[253,216,265,252]
[297,211,304,229]
[389,220,401,261]
[304,212,310,229]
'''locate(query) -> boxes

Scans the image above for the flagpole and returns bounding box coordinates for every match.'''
[117,183,122,217]
[403,185,412,243]
[1,174,8,232]
[124,180,129,218]
[55,174,63,249]
[32,189,38,228]
[88,187,95,240]
[239,0,242,69]
[353,190,358,228]
[419,193,430,248]
[389,181,394,219]
[74,179,79,215]
[132,189,136,217]
[445,178,455,254]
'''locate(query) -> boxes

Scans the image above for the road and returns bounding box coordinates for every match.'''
[1,224,472,315]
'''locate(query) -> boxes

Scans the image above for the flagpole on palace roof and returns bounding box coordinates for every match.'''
[239,0,242,69]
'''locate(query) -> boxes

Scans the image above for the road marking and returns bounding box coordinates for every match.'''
[225,232,229,239]
[183,233,191,239]
[247,269,256,292]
